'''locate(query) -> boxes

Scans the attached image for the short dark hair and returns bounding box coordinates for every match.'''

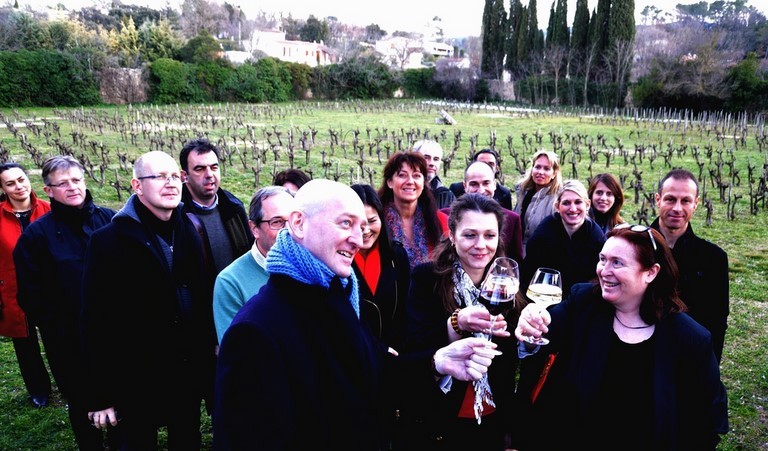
[658,169,699,197]
[473,148,500,164]
[272,169,311,190]
[179,139,221,172]
[0,162,25,175]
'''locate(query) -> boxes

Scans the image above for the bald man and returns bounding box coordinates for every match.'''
[214,180,500,449]
[81,151,215,449]
[440,161,524,263]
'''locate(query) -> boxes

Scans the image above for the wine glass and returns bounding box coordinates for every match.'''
[478,257,520,342]
[523,267,563,346]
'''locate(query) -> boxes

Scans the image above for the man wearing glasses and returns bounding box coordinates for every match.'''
[651,169,729,362]
[14,155,117,450]
[213,186,295,344]
[81,151,215,450]
[179,139,253,278]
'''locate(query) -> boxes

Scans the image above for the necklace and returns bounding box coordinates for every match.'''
[614,312,653,329]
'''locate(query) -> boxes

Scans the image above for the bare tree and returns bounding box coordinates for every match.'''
[603,39,635,107]
[579,41,598,107]
[180,0,226,39]
[544,45,567,105]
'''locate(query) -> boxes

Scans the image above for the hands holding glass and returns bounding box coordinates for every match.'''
[478,257,520,343]
[517,267,562,346]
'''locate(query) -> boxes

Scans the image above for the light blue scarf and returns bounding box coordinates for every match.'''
[267,228,360,318]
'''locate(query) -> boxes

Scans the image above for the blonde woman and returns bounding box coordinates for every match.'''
[514,150,563,254]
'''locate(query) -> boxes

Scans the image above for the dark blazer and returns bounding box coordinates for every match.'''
[439,206,524,264]
[214,274,383,450]
[522,213,605,297]
[80,195,215,421]
[400,263,519,447]
[429,176,457,210]
[14,193,115,397]
[449,181,513,210]
[518,283,728,450]
[651,219,729,362]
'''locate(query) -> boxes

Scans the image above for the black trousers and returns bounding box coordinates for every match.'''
[118,398,202,451]
[11,329,51,398]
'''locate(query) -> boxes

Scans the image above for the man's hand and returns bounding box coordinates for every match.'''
[433,337,502,381]
[88,407,119,429]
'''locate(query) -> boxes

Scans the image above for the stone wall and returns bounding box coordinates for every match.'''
[99,67,148,104]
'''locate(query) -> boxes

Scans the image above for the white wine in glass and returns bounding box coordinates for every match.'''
[523,267,562,346]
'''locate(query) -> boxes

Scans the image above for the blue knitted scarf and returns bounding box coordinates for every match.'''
[267,228,360,318]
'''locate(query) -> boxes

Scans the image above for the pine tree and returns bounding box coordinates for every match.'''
[571,0,590,54]
[516,6,530,66]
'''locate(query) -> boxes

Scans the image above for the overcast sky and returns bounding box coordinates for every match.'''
[25,0,768,38]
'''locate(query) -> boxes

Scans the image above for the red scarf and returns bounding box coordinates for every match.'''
[353,242,381,295]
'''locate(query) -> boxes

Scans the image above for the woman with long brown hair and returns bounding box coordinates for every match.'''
[378,151,446,269]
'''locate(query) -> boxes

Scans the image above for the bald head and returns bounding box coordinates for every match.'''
[134,151,177,178]
[288,179,366,277]
[463,161,496,198]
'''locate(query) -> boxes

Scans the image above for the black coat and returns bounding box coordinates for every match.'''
[522,214,605,297]
[651,219,729,362]
[516,283,728,450]
[214,274,383,450]
[14,193,115,397]
[80,195,215,420]
[400,263,519,447]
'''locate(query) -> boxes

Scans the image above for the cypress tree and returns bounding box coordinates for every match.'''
[506,0,524,71]
[528,0,540,54]
[571,0,590,54]
[517,6,530,66]
[481,0,508,78]
[546,1,556,48]
[594,0,611,57]
[553,0,569,48]
[608,0,636,45]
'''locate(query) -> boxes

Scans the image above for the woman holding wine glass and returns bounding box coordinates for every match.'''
[514,225,728,450]
[401,193,520,450]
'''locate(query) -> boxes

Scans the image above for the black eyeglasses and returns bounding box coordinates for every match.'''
[137,174,182,184]
[613,223,657,252]
[257,217,288,230]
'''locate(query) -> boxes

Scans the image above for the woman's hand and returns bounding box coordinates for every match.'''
[515,303,551,343]
[457,305,512,338]
[433,337,502,381]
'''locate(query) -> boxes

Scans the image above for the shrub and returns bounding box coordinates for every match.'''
[149,58,201,104]
[0,50,100,107]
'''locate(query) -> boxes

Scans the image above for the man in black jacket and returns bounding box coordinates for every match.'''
[14,156,116,450]
[651,169,729,362]
[180,139,253,276]
[82,151,215,449]
[214,179,500,450]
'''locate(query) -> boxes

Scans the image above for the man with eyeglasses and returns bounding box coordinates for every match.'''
[651,169,729,362]
[449,149,513,210]
[81,151,215,449]
[179,139,253,279]
[14,155,117,450]
[213,186,295,344]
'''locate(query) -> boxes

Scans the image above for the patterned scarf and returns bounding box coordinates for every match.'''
[452,262,495,423]
[385,202,430,269]
[267,228,360,318]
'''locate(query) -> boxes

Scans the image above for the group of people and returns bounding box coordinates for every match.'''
[0,138,729,450]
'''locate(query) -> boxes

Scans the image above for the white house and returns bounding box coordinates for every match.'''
[248,30,339,67]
